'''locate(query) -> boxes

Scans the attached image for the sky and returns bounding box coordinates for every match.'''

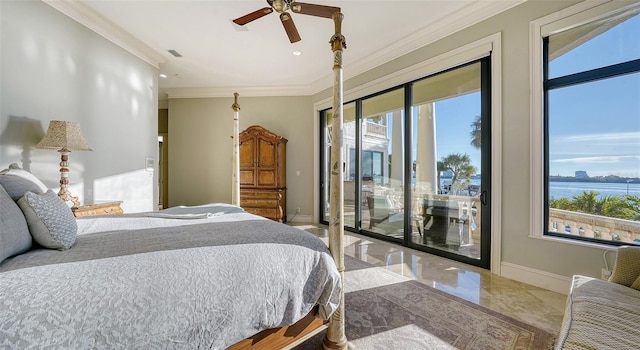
[430,94,481,173]
[413,13,640,179]
[547,14,640,177]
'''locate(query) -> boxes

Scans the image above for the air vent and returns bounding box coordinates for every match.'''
[168,49,182,58]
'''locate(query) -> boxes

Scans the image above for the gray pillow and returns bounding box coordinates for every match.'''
[0,163,48,201]
[0,184,32,262]
[18,190,77,250]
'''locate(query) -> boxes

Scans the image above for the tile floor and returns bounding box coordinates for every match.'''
[291,223,568,336]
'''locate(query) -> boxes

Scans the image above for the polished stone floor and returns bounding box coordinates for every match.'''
[291,223,568,336]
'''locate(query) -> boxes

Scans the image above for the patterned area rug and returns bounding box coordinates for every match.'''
[295,256,556,350]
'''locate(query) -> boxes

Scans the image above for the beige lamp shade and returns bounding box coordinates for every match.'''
[36,120,93,151]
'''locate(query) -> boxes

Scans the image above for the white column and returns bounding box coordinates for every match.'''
[415,103,437,194]
[231,93,241,206]
[389,111,404,190]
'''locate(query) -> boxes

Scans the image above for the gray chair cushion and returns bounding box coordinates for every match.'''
[0,163,48,201]
[0,184,32,262]
[18,190,77,250]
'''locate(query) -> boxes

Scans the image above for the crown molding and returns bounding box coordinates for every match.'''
[46,0,524,98]
[310,0,525,95]
[42,0,166,68]
[163,85,315,99]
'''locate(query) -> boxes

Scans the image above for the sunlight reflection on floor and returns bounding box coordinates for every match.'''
[290,222,567,335]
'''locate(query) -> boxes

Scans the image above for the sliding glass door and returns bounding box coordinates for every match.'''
[361,89,405,240]
[322,102,356,228]
[320,57,491,268]
[409,60,490,267]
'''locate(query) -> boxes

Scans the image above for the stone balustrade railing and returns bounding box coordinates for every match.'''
[549,208,640,243]
[363,121,387,138]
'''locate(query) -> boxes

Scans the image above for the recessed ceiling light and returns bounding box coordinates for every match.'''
[159,73,168,78]
[293,50,302,56]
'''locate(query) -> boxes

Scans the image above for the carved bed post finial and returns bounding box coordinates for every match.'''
[330,12,346,54]
[232,92,241,112]
[324,10,349,350]
[231,92,241,206]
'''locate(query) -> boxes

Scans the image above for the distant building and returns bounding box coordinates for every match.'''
[575,170,588,178]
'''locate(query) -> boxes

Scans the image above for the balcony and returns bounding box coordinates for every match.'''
[363,121,387,139]
[549,208,640,243]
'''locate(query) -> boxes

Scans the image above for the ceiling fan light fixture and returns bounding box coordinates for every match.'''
[292,50,301,56]
[270,0,290,13]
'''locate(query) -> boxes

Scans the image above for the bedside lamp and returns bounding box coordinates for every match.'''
[36,120,92,207]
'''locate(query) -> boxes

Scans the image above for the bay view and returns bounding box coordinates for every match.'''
[549,181,640,199]
[440,179,640,199]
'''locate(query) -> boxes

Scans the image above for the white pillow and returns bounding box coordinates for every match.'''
[0,163,48,201]
[0,184,32,262]
[17,190,77,250]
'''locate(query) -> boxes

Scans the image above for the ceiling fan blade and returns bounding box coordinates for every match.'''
[233,7,274,25]
[291,2,340,18]
[280,12,301,43]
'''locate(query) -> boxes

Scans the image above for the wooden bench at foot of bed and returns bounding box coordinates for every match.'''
[227,306,326,350]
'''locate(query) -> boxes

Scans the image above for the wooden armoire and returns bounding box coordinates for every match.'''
[239,125,287,222]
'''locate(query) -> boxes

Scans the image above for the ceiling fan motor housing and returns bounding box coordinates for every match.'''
[268,0,294,13]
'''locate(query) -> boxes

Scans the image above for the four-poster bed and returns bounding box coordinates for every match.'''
[228,6,347,350]
[0,3,348,350]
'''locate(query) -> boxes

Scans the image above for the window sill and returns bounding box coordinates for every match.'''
[528,233,620,251]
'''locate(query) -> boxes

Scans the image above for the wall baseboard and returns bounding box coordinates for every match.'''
[500,261,572,295]
[286,214,313,223]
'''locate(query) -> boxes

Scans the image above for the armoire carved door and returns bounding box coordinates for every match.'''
[239,125,287,222]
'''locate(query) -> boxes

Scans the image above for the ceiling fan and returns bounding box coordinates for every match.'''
[233,0,341,43]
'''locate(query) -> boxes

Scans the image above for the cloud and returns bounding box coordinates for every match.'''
[552,155,640,163]
[558,132,640,143]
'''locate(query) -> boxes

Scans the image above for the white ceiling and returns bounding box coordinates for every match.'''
[52,0,522,98]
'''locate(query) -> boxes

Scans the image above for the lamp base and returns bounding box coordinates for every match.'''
[58,187,80,208]
[57,148,81,208]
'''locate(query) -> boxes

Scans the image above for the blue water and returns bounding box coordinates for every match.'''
[548,181,640,200]
[437,179,640,199]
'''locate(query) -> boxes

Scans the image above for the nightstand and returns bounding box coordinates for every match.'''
[72,201,124,218]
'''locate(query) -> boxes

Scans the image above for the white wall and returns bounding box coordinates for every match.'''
[167,95,314,221]
[0,1,159,213]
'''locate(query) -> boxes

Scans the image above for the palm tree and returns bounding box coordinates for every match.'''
[470,115,481,149]
[548,191,640,221]
[599,195,639,220]
[572,191,599,213]
[440,153,477,194]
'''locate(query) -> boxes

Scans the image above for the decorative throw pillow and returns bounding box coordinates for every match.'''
[17,190,77,250]
[0,163,48,201]
[0,184,32,262]
[631,275,640,291]
[608,246,640,287]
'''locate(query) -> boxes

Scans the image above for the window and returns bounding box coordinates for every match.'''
[349,149,384,184]
[542,5,640,245]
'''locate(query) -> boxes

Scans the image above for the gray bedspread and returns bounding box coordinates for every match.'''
[0,204,341,349]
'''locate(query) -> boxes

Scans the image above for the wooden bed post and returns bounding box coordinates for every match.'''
[231,92,241,207]
[324,11,348,350]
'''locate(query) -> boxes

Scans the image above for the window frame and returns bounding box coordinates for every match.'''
[529,0,640,247]
[314,32,503,272]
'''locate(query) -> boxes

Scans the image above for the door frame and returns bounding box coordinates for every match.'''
[314,33,503,274]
